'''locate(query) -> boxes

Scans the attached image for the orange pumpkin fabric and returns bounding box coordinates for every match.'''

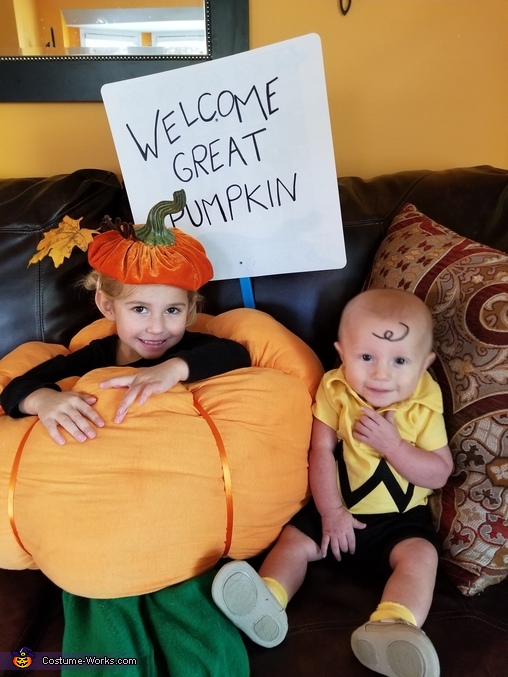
[0,309,323,598]
[87,193,213,289]
[87,228,213,289]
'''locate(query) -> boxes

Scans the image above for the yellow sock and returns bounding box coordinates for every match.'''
[369,601,417,626]
[263,577,289,609]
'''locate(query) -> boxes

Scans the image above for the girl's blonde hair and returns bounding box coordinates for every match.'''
[83,270,203,326]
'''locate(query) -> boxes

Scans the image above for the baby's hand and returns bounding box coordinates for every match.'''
[353,408,402,457]
[320,506,366,561]
[21,388,104,446]
[99,358,189,423]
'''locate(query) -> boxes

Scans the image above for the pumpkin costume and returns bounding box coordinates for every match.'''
[0,191,322,673]
[0,310,321,592]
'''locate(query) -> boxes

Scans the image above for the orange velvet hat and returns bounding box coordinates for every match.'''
[88,190,213,290]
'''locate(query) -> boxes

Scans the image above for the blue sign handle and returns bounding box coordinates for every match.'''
[239,277,256,309]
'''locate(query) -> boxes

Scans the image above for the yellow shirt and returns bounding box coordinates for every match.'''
[312,366,448,515]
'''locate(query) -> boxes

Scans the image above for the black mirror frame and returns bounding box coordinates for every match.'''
[0,0,248,102]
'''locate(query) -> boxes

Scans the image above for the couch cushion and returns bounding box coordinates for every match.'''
[0,170,128,360]
[365,203,508,595]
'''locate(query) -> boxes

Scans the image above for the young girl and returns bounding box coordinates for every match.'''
[1,191,252,676]
[1,193,250,444]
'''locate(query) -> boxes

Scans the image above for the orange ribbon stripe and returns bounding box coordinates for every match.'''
[192,396,234,557]
[8,418,38,556]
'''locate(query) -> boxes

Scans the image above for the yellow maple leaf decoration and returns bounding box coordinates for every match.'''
[28,215,99,268]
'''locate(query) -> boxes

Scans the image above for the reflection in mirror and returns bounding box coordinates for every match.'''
[0,0,206,58]
[0,0,248,102]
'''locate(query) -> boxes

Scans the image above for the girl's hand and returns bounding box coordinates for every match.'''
[353,408,402,457]
[320,506,366,561]
[21,388,104,446]
[99,358,189,423]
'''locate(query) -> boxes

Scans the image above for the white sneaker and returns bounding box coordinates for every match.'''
[211,561,288,648]
[351,619,440,677]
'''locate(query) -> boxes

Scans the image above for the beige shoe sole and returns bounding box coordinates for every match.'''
[351,621,440,677]
[212,561,288,648]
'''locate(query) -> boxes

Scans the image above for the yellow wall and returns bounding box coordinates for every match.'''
[0,2,18,52]
[1,0,507,179]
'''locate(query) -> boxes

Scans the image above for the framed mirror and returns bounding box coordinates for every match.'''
[0,0,248,102]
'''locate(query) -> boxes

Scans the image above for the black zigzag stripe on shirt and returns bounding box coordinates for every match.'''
[336,448,415,513]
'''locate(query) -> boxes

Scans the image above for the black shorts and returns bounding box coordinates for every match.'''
[288,499,440,574]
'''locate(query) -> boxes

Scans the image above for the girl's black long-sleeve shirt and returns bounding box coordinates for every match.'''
[1,332,251,418]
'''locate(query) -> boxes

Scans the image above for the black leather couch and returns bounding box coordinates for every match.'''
[1,166,507,676]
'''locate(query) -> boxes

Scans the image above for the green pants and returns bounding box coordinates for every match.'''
[62,571,249,677]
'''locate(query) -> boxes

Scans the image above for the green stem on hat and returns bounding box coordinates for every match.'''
[135,190,186,246]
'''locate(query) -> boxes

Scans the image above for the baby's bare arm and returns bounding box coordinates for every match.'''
[309,418,366,559]
[20,388,104,445]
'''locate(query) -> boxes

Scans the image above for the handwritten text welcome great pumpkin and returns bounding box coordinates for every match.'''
[123,76,299,227]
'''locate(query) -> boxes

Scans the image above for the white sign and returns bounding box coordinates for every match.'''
[101,34,346,280]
